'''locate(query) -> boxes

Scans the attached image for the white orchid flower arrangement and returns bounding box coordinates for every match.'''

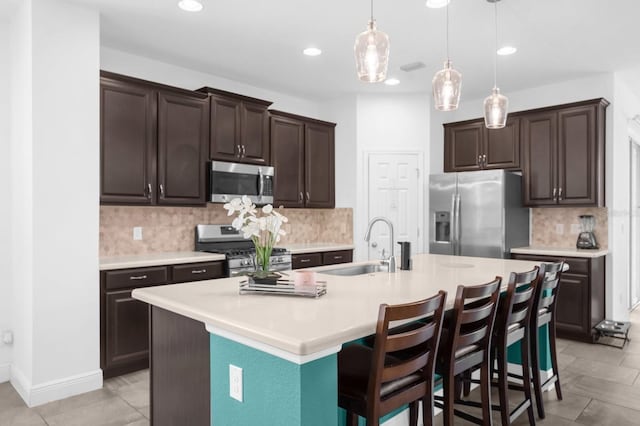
[223,196,288,273]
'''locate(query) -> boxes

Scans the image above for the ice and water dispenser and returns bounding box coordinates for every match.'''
[435,211,451,243]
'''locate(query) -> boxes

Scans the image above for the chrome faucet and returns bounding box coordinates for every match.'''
[364,216,396,272]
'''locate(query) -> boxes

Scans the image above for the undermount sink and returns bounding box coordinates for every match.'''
[321,263,388,276]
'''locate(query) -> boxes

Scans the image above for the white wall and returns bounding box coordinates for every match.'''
[9,0,101,406]
[0,17,12,382]
[354,93,431,261]
[101,47,323,120]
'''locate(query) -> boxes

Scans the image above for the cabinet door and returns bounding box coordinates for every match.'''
[271,116,305,208]
[444,121,483,172]
[305,122,335,208]
[105,290,149,372]
[100,77,156,204]
[557,104,598,205]
[209,94,241,162]
[240,102,270,165]
[556,273,590,337]
[483,117,520,170]
[157,91,209,205]
[521,111,558,206]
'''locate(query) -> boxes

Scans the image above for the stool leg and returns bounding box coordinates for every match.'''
[409,401,418,426]
[347,411,358,426]
[531,323,545,419]
[521,331,536,426]
[549,318,563,401]
[496,344,509,426]
[443,369,455,426]
[422,388,434,426]
[480,358,493,426]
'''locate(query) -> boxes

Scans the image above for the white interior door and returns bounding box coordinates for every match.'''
[367,153,422,261]
[630,140,640,310]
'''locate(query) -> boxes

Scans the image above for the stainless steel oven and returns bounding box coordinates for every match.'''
[209,160,274,205]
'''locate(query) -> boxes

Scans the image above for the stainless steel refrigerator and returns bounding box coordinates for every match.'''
[429,170,529,259]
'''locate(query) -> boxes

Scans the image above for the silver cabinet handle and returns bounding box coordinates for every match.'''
[191,269,207,274]
[558,187,563,200]
[478,155,482,167]
[482,154,487,168]
[145,183,152,199]
[236,144,241,158]
[299,192,303,202]
[300,259,311,263]
[129,275,148,280]
[333,256,343,260]
[306,191,310,202]
[553,188,557,201]
[242,145,246,158]
[159,184,165,198]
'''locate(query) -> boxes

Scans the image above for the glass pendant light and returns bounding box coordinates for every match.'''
[483,0,508,129]
[354,0,390,83]
[432,1,462,111]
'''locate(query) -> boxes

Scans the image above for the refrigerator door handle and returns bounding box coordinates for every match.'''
[455,193,462,255]
[450,193,457,255]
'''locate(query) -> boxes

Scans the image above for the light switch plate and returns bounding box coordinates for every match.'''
[570,223,580,234]
[133,227,143,241]
[229,364,243,402]
[555,224,564,235]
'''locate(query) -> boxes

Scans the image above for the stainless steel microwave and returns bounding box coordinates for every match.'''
[209,160,274,205]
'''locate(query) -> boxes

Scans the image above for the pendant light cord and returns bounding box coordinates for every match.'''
[371,0,374,22]
[446,1,450,60]
[493,0,498,89]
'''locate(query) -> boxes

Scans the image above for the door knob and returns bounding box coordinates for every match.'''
[371,242,378,248]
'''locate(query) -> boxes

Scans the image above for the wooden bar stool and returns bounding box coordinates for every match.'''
[530,261,565,419]
[463,267,539,425]
[338,291,447,426]
[434,277,501,426]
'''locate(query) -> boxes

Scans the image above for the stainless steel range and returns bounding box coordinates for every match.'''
[195,224,292,277]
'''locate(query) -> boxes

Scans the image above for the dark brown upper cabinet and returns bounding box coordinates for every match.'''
[100,76,157,205]
[270,111,335,209]
[100,71,209,206]
[444,117,520,172]
[522,98,608,207]
[197,87,272,165]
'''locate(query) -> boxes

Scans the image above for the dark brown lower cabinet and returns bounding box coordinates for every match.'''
[100,261,224,379]
[151,306,210,426]
[511,254,605,342]
[292,249,353,270]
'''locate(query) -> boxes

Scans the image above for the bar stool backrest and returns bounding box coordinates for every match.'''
[369,291,447,409]
[532,262,565,326]
[445,277,501,373]
[501,267,540,337]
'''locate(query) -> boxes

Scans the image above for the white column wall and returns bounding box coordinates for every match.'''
[9,0,101,406]
[0,17,12,383]
[355,94,431,261]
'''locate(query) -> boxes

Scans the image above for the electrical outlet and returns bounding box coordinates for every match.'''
[229,364,243,402]
[570,223,580,234]
[133,227,143,241]
[555,224,564,235]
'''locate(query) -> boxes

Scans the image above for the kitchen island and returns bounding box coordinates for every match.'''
[133,253,542,426]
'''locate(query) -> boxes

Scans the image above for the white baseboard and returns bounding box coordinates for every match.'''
[0,363,10,383]
[11,366,103,407]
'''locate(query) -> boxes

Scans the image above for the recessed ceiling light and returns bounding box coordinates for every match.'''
[497,46,517,56]
[303,47,322,57]
[384,78,400,86]
[178,0,203,12]
[426,0,450,8]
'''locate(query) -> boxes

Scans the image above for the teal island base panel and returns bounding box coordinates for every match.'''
[507,324,553,371]
[210,334,338,426]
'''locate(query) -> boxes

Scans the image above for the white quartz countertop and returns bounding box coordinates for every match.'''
[511,246,609,258]
[286,243,355,255]
[132,254,540,356]
[99,251,226,270]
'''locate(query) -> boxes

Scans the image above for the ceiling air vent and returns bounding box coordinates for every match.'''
[400,62,426,72]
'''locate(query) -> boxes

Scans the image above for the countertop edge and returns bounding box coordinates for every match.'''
[100,252,226,270]
[510,247,609,258]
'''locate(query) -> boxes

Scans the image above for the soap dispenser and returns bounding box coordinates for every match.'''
[397,241,412,270]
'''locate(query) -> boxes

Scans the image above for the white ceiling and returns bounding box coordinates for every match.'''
[16,0,640,100]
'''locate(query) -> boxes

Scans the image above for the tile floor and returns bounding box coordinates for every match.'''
[1,309,639,426]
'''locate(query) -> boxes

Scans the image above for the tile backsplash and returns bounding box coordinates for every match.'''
[100,205,353,257]
[531,207,608,249]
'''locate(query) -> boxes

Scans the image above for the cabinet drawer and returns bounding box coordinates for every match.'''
[105,266,168,290]
[292,253,323,269]
[171,262,224,283]
[322,250,353,266]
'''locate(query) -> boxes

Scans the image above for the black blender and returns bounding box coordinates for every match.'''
[576,215,599,249]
